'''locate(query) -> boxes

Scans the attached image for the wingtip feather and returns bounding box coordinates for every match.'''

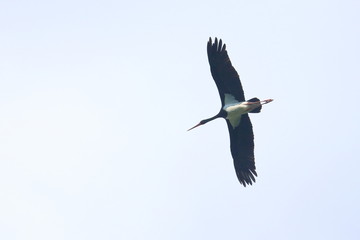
[236,169,257,187]
[218,39,222,51]
[208,37,227,53]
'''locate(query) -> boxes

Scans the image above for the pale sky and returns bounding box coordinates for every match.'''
[1,0,359,239]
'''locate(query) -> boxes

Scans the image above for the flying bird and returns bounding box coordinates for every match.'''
[188,37,273,187]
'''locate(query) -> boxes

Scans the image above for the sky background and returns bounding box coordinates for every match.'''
[1,0,360,239]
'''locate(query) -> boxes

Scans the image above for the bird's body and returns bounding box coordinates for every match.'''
[223,96,262,129]
[188,37,273,187]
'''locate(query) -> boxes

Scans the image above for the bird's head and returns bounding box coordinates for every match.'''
[187,113,223,131]
[187,120,207,131]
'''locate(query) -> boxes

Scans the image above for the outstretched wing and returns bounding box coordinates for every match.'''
[207,37,246,106]
[226,114,257,187]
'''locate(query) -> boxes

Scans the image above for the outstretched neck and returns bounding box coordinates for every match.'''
[188,111,225,131]
[201,113,222,124]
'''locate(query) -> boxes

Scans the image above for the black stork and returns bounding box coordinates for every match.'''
[188,37,273,187]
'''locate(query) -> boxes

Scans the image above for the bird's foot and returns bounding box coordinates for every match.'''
[261,99,273,105]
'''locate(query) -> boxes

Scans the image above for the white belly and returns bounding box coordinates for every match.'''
[224,103,249,129]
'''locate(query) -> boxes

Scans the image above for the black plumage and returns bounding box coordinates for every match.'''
[188,37,272,187]
[207,37,245,104]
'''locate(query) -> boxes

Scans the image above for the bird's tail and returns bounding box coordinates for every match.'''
[247,97,262,113]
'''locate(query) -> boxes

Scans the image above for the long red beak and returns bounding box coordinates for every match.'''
[187,122,202,131]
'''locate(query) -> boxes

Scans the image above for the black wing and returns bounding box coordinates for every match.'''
[226,114,257,187]
[207,37,246,105]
